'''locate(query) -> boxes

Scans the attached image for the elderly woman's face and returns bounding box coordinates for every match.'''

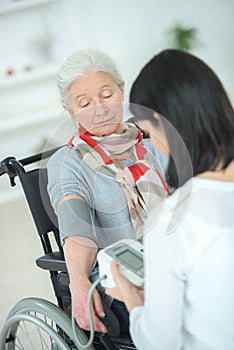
[67,71,124,136]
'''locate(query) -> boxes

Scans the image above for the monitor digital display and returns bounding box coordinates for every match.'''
[117,249,143,270]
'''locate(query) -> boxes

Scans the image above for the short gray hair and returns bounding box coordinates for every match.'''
[57,49,123,107]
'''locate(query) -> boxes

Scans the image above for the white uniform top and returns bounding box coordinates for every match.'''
[130,177,234,350]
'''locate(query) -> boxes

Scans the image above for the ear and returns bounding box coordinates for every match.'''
[153,112,161,123]
[120,81,125,94]
[63,104,74,118]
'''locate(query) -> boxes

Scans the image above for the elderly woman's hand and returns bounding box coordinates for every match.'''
[71,279,107,333]
[106,260,144,313]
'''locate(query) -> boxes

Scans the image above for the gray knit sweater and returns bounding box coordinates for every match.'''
[47,138,169,248]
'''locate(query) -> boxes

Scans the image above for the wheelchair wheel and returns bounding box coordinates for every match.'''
[0,297,95,350]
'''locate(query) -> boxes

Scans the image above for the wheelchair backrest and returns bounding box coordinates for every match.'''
[0,148,63,257]
[19,166,62,255]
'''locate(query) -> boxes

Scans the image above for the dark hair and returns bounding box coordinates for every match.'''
[130,49,234,189]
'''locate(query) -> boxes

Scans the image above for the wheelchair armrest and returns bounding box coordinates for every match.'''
[36,251,67,273]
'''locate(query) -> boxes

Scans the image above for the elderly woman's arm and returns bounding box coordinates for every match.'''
[57,193,107,333]
[64,237,107,333]
[47,148,108,333]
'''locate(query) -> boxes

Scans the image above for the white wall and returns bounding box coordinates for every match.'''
[0,0,233,200]
[1,0,233,101]
[57,0,234,102]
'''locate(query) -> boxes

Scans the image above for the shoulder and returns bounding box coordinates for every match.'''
[47,145,83,178]
[46,146,89,207]
[48,145,76,163]
[141,137,154,151]
[142,138,166,160]
[47,145,81,167]
[141,137,170,178]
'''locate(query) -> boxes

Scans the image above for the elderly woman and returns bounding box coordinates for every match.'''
[107,49,234,349]
[47,49,170,333]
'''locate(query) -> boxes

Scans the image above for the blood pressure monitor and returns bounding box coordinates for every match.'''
[97,239,144,288]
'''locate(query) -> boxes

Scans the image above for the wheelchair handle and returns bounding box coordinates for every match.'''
[0,146,63,178]
[0,157,17,176]
[0,157,26,186]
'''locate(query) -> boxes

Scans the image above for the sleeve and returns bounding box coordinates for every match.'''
[129,207,186,350]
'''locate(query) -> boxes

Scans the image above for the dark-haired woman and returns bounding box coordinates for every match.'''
[106,49,234,349]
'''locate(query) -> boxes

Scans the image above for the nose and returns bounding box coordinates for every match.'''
[94,101,108,117]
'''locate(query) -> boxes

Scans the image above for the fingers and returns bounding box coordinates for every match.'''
[72,297,88,330]
[92,289,105,318]
[92,290,107,333]
[111,260,132,287]
[111,259,120,273]
[106,260,132,302]
[107,260,144,308]
[110,260,123,282]
[93,315,107,333]
[72,290,107,333]
[74,312,107,333]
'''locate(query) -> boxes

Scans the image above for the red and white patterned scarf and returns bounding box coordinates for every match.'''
[69,123,170,238]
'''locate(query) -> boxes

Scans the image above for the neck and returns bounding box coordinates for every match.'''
[149,133,169,157]
[196,161,234,182]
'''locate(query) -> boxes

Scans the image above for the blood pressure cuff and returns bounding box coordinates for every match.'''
[56,198,96,246]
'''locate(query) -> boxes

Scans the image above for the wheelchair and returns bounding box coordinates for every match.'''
[0,147,138,350]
